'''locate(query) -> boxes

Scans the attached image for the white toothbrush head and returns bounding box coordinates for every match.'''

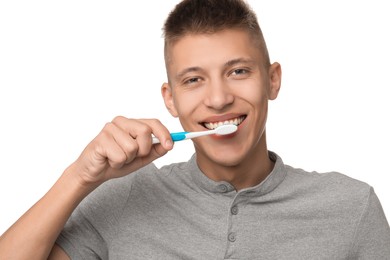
[214,124,238,135]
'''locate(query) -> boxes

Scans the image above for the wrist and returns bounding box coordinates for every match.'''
[61,163,104,198]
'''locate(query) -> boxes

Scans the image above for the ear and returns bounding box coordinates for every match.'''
[161,82,179,117]
[268,62,282,100]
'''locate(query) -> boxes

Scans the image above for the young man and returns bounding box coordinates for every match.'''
[1,0,389,259]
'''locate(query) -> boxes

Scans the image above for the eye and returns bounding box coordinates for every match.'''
[229,67,252,80]
[231,68,248,76]
[184,77,201,85]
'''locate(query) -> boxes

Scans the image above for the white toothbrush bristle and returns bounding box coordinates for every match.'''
[215,124,238,135]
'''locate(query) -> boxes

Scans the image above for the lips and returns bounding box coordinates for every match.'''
[200,115,247,130]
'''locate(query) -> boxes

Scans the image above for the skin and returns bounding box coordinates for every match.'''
[162,29,281,190]
[0,29,281,259]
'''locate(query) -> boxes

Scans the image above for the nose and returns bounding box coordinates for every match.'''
[203,79,234,110]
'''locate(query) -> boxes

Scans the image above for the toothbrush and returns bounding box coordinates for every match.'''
[152,124,238,144]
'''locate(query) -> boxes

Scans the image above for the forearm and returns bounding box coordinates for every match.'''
[0,165,99,259]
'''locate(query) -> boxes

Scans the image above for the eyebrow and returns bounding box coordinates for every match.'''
[175,67,203,81]
[224,58,256,68]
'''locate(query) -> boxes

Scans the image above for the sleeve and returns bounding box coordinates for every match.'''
[55,174,135,259]
[349,187,390,259]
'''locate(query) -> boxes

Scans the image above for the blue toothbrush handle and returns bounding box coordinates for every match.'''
[151,131,189,144]
[170,132,188,142]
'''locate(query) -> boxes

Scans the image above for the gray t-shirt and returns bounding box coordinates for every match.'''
[56,152,390,259]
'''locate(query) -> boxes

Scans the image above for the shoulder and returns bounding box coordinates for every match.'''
[279,165,372,212]
[284,164,370,193]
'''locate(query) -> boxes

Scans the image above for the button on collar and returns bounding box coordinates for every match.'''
[187,154,235,194]
[231,206,238,215]
[218,184,228,193]
[228,232,236,242]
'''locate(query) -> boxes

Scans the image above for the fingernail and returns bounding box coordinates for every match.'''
[165,139,173,149]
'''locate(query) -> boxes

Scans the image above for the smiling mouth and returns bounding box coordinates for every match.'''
[201,115,247,130]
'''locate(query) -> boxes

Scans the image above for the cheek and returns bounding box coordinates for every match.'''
[235,83,267,107]
[173,90,203,117]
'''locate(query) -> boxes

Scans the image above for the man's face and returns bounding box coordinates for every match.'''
[162,29,281,169]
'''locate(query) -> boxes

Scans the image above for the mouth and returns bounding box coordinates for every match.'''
[200,115,247,130]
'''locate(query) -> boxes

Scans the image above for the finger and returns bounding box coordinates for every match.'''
[137,118,173,150]
[104,121,142,164]
[99,122,138,168]
[104,142,169,178]
[112,117,173,152]
[111,116,154,157]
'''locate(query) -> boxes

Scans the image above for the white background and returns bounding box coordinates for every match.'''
[0,1,389,234]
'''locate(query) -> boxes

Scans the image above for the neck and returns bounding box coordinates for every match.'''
[196,135,274,191]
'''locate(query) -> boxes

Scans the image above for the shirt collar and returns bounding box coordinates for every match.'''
[187,151,286,196]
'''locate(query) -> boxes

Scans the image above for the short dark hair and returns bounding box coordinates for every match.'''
[163,0,270,66]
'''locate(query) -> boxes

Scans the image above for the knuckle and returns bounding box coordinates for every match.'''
[137,124,152,135]
[118,152,128,163]
[141,118,160,126]
[125,140,138,153]
[124,141,138,160]
[149,118,161,125]
[112,115,126,124]
[102,122,115,132]
[110,153,127,169]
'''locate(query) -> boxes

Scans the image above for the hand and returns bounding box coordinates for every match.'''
[70,116,173,186]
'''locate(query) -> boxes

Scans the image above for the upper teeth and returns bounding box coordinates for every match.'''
[204,116,245,130]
